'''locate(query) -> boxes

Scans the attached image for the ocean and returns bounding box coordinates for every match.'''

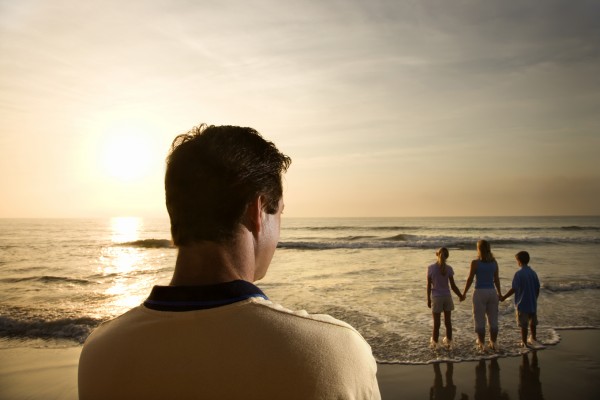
[1,216,599,364]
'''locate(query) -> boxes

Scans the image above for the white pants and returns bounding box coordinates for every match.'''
[472,288,499,335]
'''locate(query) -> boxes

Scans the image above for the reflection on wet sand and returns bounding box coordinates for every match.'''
[474,358,510,400]
[430,362,459,400]
[429,352,545,399]
[519,352,544,400]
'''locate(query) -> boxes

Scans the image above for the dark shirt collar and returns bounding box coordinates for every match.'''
[144,280,268,311]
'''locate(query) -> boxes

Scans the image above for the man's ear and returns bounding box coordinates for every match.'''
[245,196,264,237]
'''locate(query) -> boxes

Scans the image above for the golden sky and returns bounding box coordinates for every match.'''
[1,0,599,218]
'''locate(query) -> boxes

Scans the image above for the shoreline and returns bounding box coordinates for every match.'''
[378,329,600,399]
[1,329,599,399]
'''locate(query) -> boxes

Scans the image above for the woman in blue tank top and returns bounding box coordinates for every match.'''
[462,240,503,352]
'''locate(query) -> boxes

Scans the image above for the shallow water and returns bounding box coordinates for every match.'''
[1,216,599,363]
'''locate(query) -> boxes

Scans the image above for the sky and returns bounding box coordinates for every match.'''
[1,0,599,218]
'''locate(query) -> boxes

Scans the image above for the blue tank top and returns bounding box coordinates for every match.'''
[475,261,496,289]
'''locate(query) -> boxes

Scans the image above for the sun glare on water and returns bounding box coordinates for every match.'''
[102,216,149,311]
[110,216,142,243]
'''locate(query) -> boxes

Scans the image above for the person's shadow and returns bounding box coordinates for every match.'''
[519,351,544,400]
[430,362,458,400]
[474,359,510,400]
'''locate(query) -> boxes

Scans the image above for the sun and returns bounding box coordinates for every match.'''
[100,127,153,182]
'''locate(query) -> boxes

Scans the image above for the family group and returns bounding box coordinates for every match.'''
[426,239,542,352]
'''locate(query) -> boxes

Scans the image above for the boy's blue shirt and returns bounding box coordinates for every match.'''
[512,265,540,314]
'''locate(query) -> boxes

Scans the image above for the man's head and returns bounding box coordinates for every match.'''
[515,251,530,266]
[165,124,291,246]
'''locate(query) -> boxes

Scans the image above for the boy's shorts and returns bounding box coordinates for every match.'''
[432,296,454,313]
[516,311,538,328]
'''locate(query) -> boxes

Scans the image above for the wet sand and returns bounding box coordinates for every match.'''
[0,330,598,399]
[378,329,600,399]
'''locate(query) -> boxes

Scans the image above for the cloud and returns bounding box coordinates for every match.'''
[1,0,598,217]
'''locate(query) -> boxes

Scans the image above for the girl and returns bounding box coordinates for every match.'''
[427,247,464,350]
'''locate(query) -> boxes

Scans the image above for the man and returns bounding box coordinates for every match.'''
[79,124,381,399]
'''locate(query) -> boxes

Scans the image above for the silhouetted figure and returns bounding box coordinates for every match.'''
[462,240,503,352]
[474,359,510,400]
[427,248,465,350]
[430,362,458,400]
[500,251,543,349]
[519,352,544,400]
[78,124,381,399]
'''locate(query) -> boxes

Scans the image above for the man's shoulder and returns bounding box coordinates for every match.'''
[92,299,362,334]
[249,297,358,331]
[82,306,145,343]
[80,299,380,400]
[83,298,371,353]
[249,298,376,346]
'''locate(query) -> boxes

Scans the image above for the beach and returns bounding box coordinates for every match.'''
[0,329,598,399]
[1,217,599,397]
[2,217,599,364]
[378,329,600,399]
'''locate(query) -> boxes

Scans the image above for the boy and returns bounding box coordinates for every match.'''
[500,251,543,348]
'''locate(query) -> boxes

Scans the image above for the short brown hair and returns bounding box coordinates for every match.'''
[515,251,530,265]
[165,124,291,245]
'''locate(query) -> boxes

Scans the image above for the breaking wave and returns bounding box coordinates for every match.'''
[116,239,174,249]
[543,281,600,292]
[0,276,93,285]
[0,314,103,344]
[278,235,599,250]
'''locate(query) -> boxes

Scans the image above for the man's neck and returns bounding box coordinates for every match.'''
[170,240,255,286]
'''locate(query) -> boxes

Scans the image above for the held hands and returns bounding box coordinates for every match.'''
[498,293,505,302]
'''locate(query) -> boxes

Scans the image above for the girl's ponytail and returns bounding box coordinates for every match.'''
[436,247,449,276]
